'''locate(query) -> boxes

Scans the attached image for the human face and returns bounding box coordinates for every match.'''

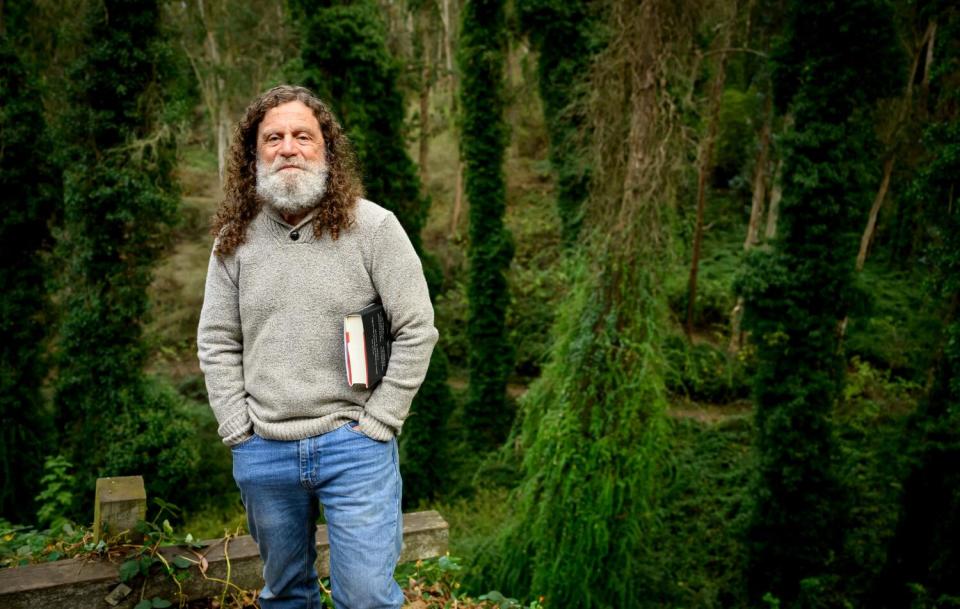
[256,100,330,217]
[257,100,325,169]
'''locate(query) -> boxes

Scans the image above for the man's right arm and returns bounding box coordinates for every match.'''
[197,245,252,446]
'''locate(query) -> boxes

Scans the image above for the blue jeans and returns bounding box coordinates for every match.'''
[231,421,404,609]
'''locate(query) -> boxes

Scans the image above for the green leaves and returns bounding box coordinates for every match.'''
[438,554,462,572]
[458,0,514,451]
[53,0,193,518]
[741,0,902,602]
[33,455,77,529]
[0,24,59,524]
[115,512,200,609]
[117,554,155,582]
[0,518,89,568]
[119,558,141,582]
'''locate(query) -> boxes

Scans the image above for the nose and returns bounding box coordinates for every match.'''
[279,134,298,157]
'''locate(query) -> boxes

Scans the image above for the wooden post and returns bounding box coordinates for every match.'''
[93,476,146,544]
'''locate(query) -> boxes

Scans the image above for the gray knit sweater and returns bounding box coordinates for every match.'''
[197,199,438,446]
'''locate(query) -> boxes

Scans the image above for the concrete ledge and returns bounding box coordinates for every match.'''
[0,510,448,609]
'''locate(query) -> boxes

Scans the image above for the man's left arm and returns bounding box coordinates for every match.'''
[359,212,439,441]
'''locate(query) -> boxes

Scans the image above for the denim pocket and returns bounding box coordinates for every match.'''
[231,432,259,449]
[345,420,383,441]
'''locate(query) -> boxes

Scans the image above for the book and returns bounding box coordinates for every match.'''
[343,302,392,389]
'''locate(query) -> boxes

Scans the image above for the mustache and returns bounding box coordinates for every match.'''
[268,156,326,173]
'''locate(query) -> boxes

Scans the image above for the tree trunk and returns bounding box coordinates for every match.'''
[839,24,926,340]
[745,97,772,250]
[729,94,772,351]
[197,0,227,184]
[686,32,730,339]
[856,156,895,271]
[850,20,931,273]
[419,66,431,187]
[416,3,432,188]
[923,20,936,88]
[765,157,783,240]
[451,160,464,237]
[217,99,229,187]
[440,0,454,85]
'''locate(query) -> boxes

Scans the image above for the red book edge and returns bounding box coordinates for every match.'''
[345,331,353,386]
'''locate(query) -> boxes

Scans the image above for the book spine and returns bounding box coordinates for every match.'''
[372,308,388,381]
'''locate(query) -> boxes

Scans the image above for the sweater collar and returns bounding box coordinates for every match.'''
[262,203,320,231]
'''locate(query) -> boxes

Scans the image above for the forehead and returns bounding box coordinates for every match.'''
[258,100,321,136]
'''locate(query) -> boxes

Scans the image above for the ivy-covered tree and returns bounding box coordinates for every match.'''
[736,0,901,603]
[290,0,454,505]
[458,0,514,450]
[516,0,599,246]
[473,0,697,605]
[292,0,427,249]
[53,0,198,514]
[0,0,59,522]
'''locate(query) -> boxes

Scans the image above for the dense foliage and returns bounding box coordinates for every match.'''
[474,1,694,605]
[516,0,599,246]
[876,11,960,603]
[736,0,902,603]
[52,0,198,515]
[879,172,960,605]
[1,3,959,609]
[0,1,59,522]
[458,0,514,450]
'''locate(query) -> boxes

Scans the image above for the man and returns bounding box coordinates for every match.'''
[197,85,438,609]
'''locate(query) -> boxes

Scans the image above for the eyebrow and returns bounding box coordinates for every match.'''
[260,126,319,139]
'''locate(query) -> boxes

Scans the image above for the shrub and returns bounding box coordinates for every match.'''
[664,334,751,403]
[93,378,202,514]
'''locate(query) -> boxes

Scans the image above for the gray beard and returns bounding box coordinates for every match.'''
[256,157,329,215]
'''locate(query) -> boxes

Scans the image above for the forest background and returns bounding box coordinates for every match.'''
[1,0,959,608]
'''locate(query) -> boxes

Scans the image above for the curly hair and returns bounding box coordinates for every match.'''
[211,85,364,257]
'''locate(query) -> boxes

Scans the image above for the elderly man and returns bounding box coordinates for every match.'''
[197,85,438,609]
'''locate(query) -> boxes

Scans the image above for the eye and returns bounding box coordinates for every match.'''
[297,134,312,142]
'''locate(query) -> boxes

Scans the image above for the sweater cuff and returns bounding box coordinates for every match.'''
[218,409,253,446]
[359,411,396,442]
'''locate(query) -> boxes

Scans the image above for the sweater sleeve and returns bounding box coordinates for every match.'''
[197,245,252,446]
[359,213,439,441]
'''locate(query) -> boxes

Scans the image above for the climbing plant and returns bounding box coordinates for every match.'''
[736,0,902,603]
[458,0,514,451]
[472,1,697,605]
[0,0,59,522]
[516,0,600,246]
[53,0,198,515]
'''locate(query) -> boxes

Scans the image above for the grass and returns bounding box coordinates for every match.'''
[181,502,248,541]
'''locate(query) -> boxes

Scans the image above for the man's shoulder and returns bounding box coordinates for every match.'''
[352,198,395,232]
